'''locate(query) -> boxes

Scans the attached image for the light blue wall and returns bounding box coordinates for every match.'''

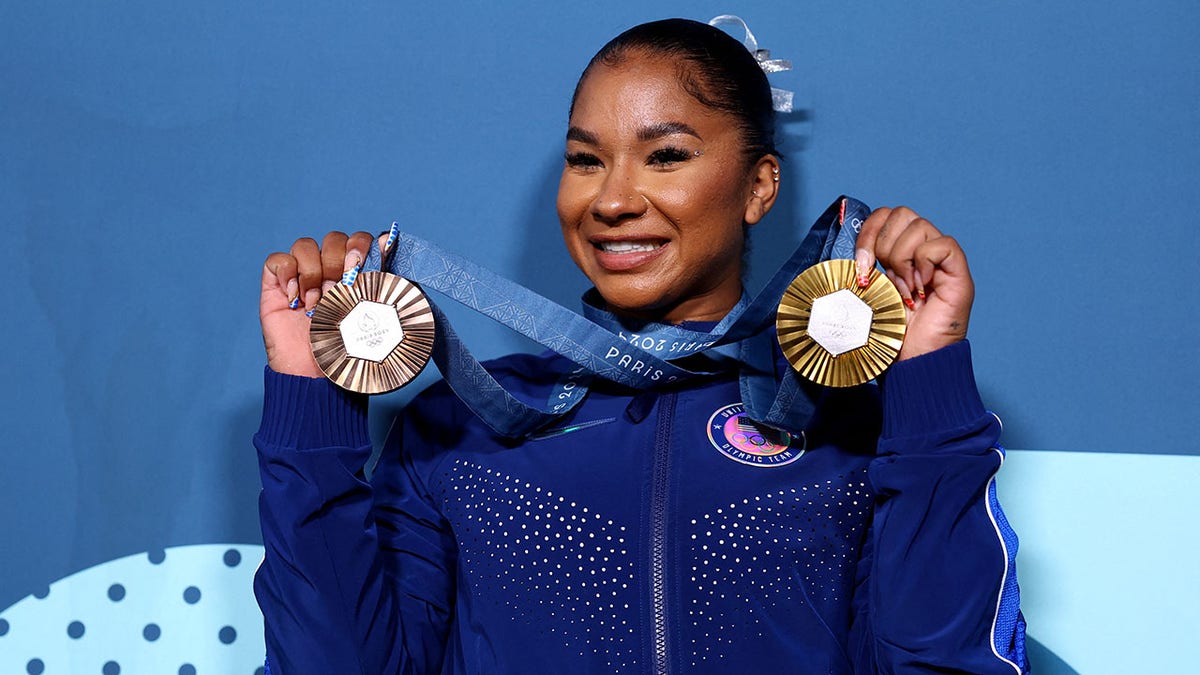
[2,1,1196,672]
[998,450,1200,675]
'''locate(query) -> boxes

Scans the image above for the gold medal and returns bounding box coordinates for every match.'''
[309,271,435,394]
[776,259,907,387]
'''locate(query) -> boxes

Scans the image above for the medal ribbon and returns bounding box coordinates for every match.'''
[362,196,870,438]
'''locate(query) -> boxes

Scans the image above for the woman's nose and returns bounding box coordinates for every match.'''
[590,168,648,224]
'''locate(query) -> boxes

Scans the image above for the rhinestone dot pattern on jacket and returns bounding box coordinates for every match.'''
[444,460,640,671]
[686,474,873,666]
[441,460,873,671]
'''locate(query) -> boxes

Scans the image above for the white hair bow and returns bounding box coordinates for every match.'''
[708,14,795,113]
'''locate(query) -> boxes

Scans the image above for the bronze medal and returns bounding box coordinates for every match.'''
[308,271,435,394]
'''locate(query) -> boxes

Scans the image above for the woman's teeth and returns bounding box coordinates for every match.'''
[597,241,661,253]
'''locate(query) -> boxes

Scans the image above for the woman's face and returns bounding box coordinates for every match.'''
[557,53,777,323]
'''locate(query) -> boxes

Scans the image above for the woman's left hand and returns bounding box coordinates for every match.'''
[854,206,974,361]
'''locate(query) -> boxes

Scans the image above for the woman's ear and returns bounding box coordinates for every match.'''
[744,155,781,226]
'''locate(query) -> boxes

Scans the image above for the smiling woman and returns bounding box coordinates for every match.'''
[557,54,778,323]
[557,19,781,324]
[253,17,1028,675]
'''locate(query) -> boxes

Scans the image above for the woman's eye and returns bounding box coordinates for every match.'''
[565,152,602,169]
[647,146,693,166]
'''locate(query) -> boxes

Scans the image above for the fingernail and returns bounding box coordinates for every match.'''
[304,288,320,309]
[341,251,363,285]
[287,279,300,309]
[914,270,926,300]
[855,248,872,288]
[382,222,401,255]
[892,274,915,310]
[304,309,315,318]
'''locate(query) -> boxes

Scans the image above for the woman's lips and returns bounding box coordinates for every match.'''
[591,239,668,271]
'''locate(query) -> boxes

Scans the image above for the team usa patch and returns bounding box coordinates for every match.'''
[707,403,805,467]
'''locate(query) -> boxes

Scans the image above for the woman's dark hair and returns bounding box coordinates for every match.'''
[569,18,778,163]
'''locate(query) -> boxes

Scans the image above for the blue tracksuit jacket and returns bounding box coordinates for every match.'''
[254,340,1027,674]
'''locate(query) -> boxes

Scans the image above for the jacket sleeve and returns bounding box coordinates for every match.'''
[848,341,1028,674]
[252,367,456,675]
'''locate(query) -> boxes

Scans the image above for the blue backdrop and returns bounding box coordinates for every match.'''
[2,1,1196,673]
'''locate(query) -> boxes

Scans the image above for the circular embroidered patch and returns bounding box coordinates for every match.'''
[706,403,805,467]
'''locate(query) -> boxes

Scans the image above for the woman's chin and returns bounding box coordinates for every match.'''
[595,290,728,324]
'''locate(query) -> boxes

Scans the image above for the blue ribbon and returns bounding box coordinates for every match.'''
[363,196,870,438]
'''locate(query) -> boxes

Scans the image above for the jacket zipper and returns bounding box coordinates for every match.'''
[650,392,676,675]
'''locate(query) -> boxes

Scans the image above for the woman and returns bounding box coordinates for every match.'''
[255,18,1027,675]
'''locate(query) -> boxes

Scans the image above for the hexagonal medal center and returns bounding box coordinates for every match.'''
[808,289,872,357]
[340,301,404,362]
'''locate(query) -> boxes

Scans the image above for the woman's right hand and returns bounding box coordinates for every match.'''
[260,231,379,377]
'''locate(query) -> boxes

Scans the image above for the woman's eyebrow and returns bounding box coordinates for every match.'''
[566,122,703,145]
[637,121,702,142]
[566,126,599,145]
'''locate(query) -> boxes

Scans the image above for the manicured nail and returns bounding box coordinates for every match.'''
[855,248,872,288]
[914,270,926,300]
[341,251,363,285]
[890,272,914,310]
[304,288,320,310]
[382,222,401,256]
[304,309,315,317]
[287,279,300,309]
